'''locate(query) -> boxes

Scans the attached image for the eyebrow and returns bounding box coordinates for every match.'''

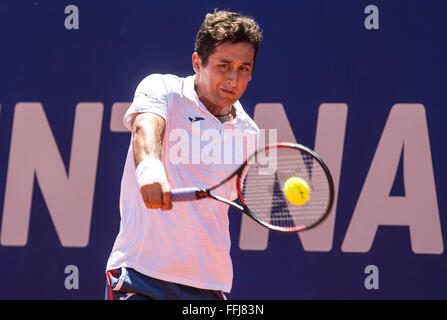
[218,59,253,66]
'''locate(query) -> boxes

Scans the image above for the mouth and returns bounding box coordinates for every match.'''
[221,88,236,95]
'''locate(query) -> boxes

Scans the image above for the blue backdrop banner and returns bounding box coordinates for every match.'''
[0,0,446,299]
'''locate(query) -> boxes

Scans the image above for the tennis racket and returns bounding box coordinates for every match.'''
[170,143,334,233]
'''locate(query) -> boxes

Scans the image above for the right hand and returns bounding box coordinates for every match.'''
[139,180,173,211]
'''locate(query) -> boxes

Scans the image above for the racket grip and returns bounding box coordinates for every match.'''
[170,187,205,202]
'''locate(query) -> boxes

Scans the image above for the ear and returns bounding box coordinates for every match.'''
[192,52,202,73]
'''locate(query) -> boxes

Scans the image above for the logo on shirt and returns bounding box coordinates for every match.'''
[188,116,205,122]
[135,91,161,103]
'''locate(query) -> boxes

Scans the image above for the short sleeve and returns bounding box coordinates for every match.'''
[123,74,169,131]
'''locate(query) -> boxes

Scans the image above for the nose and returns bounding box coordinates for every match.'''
[226,69,239,88]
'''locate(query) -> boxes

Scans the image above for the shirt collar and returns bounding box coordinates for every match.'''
[181,74,200,105]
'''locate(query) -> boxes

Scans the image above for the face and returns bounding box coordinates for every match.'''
[193,41,255,111]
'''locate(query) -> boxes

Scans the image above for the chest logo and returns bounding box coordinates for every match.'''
[189,116,205,122]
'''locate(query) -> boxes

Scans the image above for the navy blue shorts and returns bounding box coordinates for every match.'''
[105,267,226,300]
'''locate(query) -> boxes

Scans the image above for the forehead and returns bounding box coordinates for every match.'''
[209,41,255,64]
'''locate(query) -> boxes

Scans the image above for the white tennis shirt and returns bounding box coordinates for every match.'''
[106,73,259,292]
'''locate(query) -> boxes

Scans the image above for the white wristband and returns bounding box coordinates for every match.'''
[135,158,167,186]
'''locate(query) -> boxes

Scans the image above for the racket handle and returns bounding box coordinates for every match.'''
[170,187,206,202]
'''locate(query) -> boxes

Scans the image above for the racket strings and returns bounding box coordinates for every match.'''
[240,147,331,231]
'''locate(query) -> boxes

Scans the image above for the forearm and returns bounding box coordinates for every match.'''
[130,112,172,210]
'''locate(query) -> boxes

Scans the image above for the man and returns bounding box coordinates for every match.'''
[105,9,263,300]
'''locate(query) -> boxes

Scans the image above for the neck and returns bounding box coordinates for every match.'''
[207,104,232,117]
[194,81,232,117]
[215,105,233,118]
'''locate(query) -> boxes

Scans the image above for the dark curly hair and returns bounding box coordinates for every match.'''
[195,9,263,68]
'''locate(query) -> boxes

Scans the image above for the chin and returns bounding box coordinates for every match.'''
[218,97,238,107]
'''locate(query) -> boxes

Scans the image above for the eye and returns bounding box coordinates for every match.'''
[239,66,252,74]
[218,64,230,71]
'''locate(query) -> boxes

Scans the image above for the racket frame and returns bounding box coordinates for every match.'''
[235,143,335,233]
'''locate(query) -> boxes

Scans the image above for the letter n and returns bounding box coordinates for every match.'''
[239,103,347,251]
[0,102,103,247]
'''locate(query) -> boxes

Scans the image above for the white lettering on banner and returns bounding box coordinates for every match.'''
[297,103,347,251]
[342,104,443,254]
[0,102,442,254]
[110,102,131,132]
[239,104,289,250]
[239,103,346,251]
[0,103,103,247]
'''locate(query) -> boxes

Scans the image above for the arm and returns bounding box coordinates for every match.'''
[131,112,172,211]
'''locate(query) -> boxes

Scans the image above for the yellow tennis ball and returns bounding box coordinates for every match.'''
[283,177,310,206]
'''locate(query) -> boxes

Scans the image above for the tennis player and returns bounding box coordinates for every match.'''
[105,9,263,300]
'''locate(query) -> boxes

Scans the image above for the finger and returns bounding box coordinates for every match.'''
[140,187,152,209]
[140,187,150,209]
[161,181,172,209]
[147,183,164,209]
[160,202,173,211]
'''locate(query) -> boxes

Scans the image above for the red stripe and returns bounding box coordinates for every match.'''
[105,270,114,300]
